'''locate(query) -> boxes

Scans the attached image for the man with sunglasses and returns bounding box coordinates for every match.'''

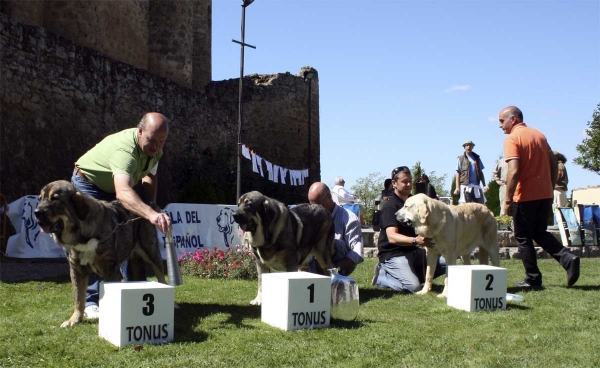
[372,166,446,292]
[499,106,579,289]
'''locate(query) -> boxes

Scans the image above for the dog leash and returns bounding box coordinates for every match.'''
[96,216,142,244]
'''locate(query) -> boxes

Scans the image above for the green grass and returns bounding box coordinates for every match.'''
[2,258,600,368]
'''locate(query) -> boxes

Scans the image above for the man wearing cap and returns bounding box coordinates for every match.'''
[454,140,488,204]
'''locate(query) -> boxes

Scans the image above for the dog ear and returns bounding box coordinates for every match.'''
[417,202,429,223]
[229,210,235,224]
[72,191,90,221]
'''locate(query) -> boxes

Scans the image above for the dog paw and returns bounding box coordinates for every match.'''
[437,293,448,299]
[250,298,262,306]
[416,289,429,296]
[60,319,79,328]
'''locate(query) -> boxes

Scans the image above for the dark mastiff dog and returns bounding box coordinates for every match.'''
[233,191,335,305]
[34,180,166,327]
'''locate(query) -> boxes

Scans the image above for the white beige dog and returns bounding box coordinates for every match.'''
[396,194,500,298]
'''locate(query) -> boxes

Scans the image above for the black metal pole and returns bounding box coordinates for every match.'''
[236,5,246,202]
[233,3,256,201]
[307,79,312,185]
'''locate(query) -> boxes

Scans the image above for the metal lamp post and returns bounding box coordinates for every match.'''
[303,70,315,185]
[232,0,256,201]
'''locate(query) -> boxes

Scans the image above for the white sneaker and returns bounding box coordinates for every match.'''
[84,305,100,319]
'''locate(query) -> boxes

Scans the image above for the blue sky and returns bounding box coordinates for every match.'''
[212,0,600,196]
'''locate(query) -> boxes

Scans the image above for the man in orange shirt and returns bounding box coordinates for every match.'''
[499,106,580,289]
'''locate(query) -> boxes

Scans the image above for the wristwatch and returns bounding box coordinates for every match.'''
[412,237,417,246]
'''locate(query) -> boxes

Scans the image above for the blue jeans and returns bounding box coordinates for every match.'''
[71,171,130,307]
[375,249,447,293]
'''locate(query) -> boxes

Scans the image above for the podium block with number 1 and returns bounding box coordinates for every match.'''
[261,272,331,331]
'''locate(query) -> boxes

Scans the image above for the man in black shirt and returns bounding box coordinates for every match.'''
[372,166,446,292]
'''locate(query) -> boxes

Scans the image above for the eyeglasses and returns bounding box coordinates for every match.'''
[391,166,410,178]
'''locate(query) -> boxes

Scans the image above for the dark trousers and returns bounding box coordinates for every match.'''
[512,198,575,284]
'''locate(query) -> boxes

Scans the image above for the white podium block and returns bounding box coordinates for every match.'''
[447,265,507,312]
[99,281,174,347]
[261,272,331,331]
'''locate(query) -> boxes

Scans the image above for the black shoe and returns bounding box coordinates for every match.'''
[371,263,381,286]
[515,280,544,290]
[567,256,580,287]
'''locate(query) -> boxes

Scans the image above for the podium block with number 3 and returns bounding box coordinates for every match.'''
[261,272,331,331]
[447,265,508,312]
[99,281,174,347]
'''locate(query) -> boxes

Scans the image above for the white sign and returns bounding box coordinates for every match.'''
[4,196,242,259]
[99,281,174,347]
[447,265,508,312]
[4,196,66,258]
[261,272,331,331]
[159,203,244,259]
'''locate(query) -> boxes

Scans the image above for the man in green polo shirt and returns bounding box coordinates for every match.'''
[71,112,172,319]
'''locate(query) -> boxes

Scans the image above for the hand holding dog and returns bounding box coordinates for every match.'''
[415,235,434,248]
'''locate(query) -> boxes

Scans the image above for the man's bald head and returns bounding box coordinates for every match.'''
[308,182,334,212]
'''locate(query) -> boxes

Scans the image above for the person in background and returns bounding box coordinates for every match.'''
[454,140,488,204]
[498,105,579,289]
[371,166,446,292]
[308,182,364,276]
[381,179,394,201]
[72,112,173,319]
[553,151,569,225]
[417,174,438,199]
[331,176,356,205]
[492,157,509,215]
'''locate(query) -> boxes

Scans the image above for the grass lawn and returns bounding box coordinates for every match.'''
[1,258,600,368]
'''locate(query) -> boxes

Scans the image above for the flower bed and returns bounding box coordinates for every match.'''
[178,246,258,280]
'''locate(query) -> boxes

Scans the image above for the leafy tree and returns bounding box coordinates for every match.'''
[350,172,385,225]
[411,162,424,194]
[450,180,459,205]
[485,180,501,215]
[573,102,600,175]
[410,161,449,197]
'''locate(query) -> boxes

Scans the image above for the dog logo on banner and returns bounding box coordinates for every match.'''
[216,207,237,248]
[21,196,41,249]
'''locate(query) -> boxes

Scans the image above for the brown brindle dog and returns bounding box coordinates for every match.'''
[34,180,166,327]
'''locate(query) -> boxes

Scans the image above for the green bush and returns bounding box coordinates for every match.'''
[178,246,258,280]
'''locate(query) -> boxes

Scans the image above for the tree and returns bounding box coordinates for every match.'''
[350,172,385,225]
[411,161,449,197]
[485,180,501,216]
[573,102,600,175]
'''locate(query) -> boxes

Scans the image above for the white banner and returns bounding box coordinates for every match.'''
[4,196,242,259]
[5,196,67,258]
[158,203,243,259]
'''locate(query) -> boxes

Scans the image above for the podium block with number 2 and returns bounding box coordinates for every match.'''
[261,272,331,331]
[99,281,174,347]
[447,265,508,312]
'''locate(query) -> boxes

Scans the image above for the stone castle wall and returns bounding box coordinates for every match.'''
[0,14,320,207]
[0,0,211,89]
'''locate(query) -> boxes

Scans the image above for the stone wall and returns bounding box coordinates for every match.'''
[0,15,320,207]
[0,0,212,89]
